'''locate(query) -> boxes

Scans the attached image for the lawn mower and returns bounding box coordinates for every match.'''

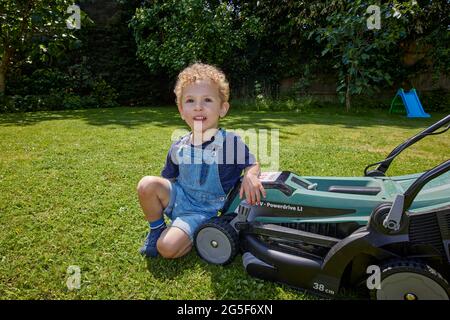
[194,114,450,300]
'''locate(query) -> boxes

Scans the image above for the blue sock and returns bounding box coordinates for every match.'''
[149,217,165,230]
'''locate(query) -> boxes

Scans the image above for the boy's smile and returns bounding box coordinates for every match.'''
[179,79,229,143]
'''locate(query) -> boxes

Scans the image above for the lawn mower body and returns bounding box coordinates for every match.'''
[224,170,450,298]
[194,114,450,299]
[223,170,450,229]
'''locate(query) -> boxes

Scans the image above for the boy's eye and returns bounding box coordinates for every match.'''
[205,98,213,102]
[186,98,194,103]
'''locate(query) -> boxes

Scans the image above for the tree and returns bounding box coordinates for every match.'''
[0,0,82,94]
[129,0,261,78]
[230,0,449,108]
[310,0,450,111]
[309,1,395,110]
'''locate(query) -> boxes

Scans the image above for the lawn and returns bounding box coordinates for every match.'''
[0,106,449,300]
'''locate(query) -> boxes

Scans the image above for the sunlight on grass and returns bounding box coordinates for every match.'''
[0,107,448,299]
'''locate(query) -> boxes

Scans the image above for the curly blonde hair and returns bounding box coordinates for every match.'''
[174,62,230,107]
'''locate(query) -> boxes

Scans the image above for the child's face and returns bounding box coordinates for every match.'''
[179,79,229,133]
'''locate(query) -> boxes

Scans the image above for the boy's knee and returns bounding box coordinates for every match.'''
[137,176,159,196]
[157,237,191,259]
[156,237,178,259]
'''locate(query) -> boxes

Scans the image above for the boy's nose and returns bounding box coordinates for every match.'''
[194,102,203,110]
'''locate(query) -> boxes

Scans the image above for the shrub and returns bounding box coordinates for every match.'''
[420,89,450,112]
[91,79,119,108]
[1,66,119,113]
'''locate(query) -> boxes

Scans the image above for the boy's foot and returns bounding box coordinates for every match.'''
[139,226,166,258]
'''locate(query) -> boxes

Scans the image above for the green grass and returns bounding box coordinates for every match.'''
[0,106,448,300]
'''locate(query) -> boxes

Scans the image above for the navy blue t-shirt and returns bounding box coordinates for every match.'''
[161,129,256,194]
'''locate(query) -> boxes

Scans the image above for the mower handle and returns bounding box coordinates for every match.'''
[383,159,450,231]
[365,114,450,176]
[403,159,450,211]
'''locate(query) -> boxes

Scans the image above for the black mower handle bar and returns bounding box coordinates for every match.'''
[403,159,450,211]
[382,158,450,231]
[365,114,450,176]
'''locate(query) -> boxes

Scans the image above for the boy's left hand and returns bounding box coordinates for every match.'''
[239,166,266,206]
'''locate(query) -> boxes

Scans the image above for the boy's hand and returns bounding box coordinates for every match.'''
[239,163,266,206]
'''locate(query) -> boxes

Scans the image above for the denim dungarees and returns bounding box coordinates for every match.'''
[163,129,227,240]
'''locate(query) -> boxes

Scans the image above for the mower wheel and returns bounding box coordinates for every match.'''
[194,217,239,265]
[372,259,450,300]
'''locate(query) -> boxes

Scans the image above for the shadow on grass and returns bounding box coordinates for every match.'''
[0,106,447,131]
[144,250,316,299]
[144,252,369,300]
[0,106,182,129]
[144,251,200,282]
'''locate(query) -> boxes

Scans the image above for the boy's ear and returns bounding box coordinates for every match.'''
[220,101,230,118]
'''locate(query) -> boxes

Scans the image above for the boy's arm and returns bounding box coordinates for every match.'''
[161,143,179,180]
[239,162,266,206]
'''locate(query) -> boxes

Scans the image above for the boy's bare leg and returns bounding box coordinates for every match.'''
[137,176,192,259]
[157,227,193,259]
[137,176,172,257]
[137,176,171,222]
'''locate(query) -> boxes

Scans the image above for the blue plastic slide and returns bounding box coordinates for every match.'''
[389,88,431,118]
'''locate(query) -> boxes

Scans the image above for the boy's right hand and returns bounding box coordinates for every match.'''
[239,164,266,206]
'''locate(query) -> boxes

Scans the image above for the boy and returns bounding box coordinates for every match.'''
[137,63,265,259]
